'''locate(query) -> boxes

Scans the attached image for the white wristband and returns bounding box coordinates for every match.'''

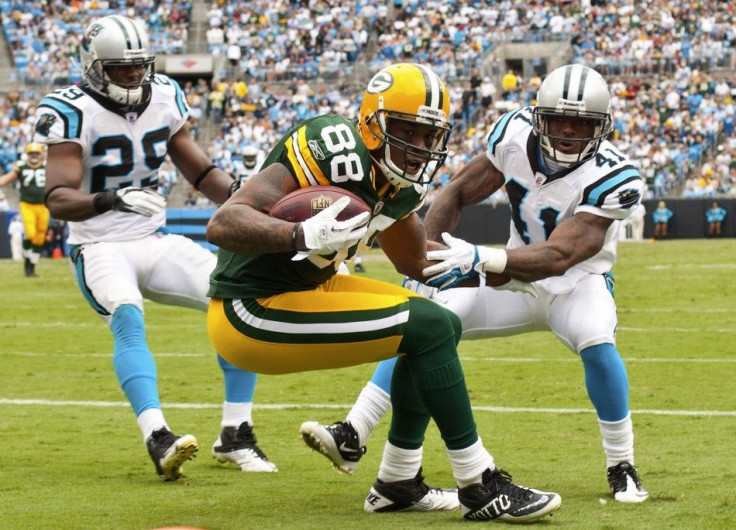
[476,246,508,274]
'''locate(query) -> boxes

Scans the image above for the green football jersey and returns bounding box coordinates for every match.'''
[15,163,46,204]
[209,114,427,298]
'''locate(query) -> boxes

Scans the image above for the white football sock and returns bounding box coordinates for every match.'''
[377,442,422,482]
[599,413,635,468]
[447,437,494,488]
[346,382,391,445]
[221,401,253,428]
[137,408,168,442]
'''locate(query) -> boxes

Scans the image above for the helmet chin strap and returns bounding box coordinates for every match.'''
[106,82,143,105]
[540,136,592,169]
[376,143,422,189]
[541,152,566,174]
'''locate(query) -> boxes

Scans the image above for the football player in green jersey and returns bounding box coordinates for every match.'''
[206,63,561,522]
[0,142,49,277]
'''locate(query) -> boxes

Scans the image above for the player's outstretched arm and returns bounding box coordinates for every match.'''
[423,153,504,242]
[0,167,19,187]
[167,122,234,205]
[503,212,613,282]
[423,212,612,288]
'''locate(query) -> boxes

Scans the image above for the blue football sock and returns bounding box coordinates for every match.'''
[580,343,630,422]
[370,357,397,394]
[111,304,159,416]
[218,354,257,403]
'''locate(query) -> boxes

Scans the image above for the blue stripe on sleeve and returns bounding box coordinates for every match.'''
[584,168,641,206]
[172,79,188,117]
[487,108,522,155]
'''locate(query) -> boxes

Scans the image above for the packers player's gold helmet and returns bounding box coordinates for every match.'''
[358,63,452,188]
[25,142,44,168]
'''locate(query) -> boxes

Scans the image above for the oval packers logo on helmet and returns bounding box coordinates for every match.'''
[366,71,393,94]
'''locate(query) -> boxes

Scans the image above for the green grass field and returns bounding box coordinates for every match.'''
[1,239,734,529]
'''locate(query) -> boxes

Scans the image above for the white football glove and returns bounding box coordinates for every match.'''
[94,187,166,217]
[114,187,166,216]
[423,233,508,291]
[293,196,370,261]
[401,276,447,304]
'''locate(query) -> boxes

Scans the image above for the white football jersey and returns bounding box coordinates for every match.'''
[234,162,260,184]
[486,106,644,293]
[34,75,189,245]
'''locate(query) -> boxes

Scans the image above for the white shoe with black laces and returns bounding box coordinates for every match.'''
[607,462,648,503]
[364,469,459,512]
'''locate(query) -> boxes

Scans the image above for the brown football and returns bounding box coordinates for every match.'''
[269,185,371,222]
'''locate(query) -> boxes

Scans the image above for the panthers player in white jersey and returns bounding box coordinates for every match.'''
[35,15,275,481]
[301,64,649,503]
[233,144,262,184]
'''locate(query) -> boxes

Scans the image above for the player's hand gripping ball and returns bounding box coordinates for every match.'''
[269,185,371,222]
[270,186,372,260]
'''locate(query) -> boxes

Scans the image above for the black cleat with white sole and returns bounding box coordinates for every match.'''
[459,468,561,523]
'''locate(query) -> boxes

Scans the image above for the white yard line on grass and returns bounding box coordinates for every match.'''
[0,398,734,417]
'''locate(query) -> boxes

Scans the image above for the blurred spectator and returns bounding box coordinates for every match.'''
[44,218,68,258]
[653,201,674,238]
[0,188,9,211]
[8,212,24,260]
[501,69,518,98]
[479,77,497,110]
[706,201,727,236]
[630,203,647,242]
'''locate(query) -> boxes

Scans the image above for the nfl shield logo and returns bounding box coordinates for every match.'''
[310,194,333,216]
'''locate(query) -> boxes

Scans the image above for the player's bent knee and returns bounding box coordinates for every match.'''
[400,296,462,354]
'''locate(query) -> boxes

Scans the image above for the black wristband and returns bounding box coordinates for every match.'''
[44,184,70,206]
[93,190,116,213]
[291,222,301,251]
[193,164,217,190]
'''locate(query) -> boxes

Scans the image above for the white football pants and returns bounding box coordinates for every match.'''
[442,273,617,354]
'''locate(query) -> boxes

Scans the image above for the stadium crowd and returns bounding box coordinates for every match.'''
[1,0,736,205]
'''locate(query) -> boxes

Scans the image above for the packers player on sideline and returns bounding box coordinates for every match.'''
[35,15,275,481]
[206,62,561,523]
[0,142,49,277]
[302,64,649,504]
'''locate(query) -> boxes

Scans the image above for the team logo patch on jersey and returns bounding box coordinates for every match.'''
[618,188,641,208]
[125,112,139,124]
[308,139,325,160]
[35,114,56,136]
